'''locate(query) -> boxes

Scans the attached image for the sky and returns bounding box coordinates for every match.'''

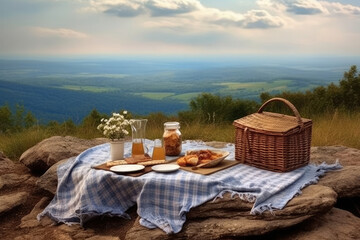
[0,0,360,58]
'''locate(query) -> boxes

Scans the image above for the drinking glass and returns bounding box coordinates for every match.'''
[152,139,166,160]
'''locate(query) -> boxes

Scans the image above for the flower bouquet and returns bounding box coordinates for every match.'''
[97,111,130,160]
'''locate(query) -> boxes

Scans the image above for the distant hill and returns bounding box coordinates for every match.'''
[0,57,357,123]
[0,79,187,123]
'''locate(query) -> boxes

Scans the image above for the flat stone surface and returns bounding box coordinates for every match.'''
[0,173,31,190]
[86,236,120,240]
[311,145,360,166]
[0,151,29,175]
[318,166,360,198]
[0,152,16,174]
[20,136,107,174]
[20,197,52,228]
[272,208,360,240]
[310,146,360,198]
[0,192,29,214]
[125,185,337,239]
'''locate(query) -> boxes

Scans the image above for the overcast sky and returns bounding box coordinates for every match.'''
[1,0,360,58]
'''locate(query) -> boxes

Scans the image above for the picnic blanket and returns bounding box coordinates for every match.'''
[38,140,341,234]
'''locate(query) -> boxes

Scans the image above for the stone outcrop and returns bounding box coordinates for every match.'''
[125,185,337,240]
[1,139,360,239]
[310,145,360,166]
[36,158,70,195]
[19,136,107,174]
[0,192,29,214]
[311,146,360,199]
[0,173,31,190]
[318,166,360,198]
[0,151,16,173]
[20,197,53,228]
[273,208,360,240]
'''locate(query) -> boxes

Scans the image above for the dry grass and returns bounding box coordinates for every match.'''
[179,111,360,149]
[1,111,359,161]
[0,127,51,161]
[145,121,235,142]
[312,111,360,149]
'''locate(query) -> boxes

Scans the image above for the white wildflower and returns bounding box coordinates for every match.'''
[97,110,130,140]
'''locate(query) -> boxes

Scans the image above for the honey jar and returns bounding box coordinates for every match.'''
[163,122,182,156]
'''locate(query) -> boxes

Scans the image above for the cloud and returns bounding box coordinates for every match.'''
[89,0,285,29]
[144,0,201,16]
[206,9,284,29]
[89,0,146,17]
[243,10,284,28]
[258,0,360,16]
[320,1,360,15]
[34,27,88,38]
[283,0,328,15]
[104,4,145,17]
[89,0,201,17]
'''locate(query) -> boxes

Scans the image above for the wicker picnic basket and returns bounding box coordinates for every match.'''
[233,98,312,172]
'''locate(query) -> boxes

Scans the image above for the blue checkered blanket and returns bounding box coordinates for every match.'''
[38,140,341,234]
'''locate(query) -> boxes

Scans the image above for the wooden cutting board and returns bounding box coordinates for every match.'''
[179,160,240,175]
[93,159,240,176]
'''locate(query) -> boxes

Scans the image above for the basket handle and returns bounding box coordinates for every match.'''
[257,98,304,130]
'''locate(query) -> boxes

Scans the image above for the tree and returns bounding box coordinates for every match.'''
[182,93,258,123]
[14,104,25,132]
[61,119,76,133]
[0,104,12,133]
[326,83,342,109]
[24,112,36,129]
[339,65,360,111]
[258,65,360,116]
[81,109,107,129]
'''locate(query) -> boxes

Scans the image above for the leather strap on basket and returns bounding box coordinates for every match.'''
[257,97,304,131]
[242,127,251,163]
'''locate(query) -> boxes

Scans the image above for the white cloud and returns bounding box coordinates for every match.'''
[284,0,328,15]
[88,0,286,29]
[320,1,360,15]
[243,9,284,28]
[258,0,360,16]
[34,27,88,38]
[88,0,201,17]
[257,0,287,13]
[144,0,202,16]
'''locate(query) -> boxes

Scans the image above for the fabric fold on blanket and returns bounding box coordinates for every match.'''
[38,140,342,234]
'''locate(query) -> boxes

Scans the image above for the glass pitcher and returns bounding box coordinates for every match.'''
[130,119,148,156]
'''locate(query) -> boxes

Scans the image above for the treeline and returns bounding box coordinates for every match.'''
[179,65,360,122]
[260,65,360,117]
[178,94,258,124]
[0,104,36,133]
[0,65,359,134]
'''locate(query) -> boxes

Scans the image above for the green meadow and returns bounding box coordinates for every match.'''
[215,79,292,92]
[134,92,175,100]
[168,92,203,102]
[57,85,115,93]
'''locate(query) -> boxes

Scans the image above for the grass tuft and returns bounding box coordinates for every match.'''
[0,128,51,161]
[312,111,360,149]
[1,111,359,161]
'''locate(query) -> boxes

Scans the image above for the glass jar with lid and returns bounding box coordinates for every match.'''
[163,122,182,156]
